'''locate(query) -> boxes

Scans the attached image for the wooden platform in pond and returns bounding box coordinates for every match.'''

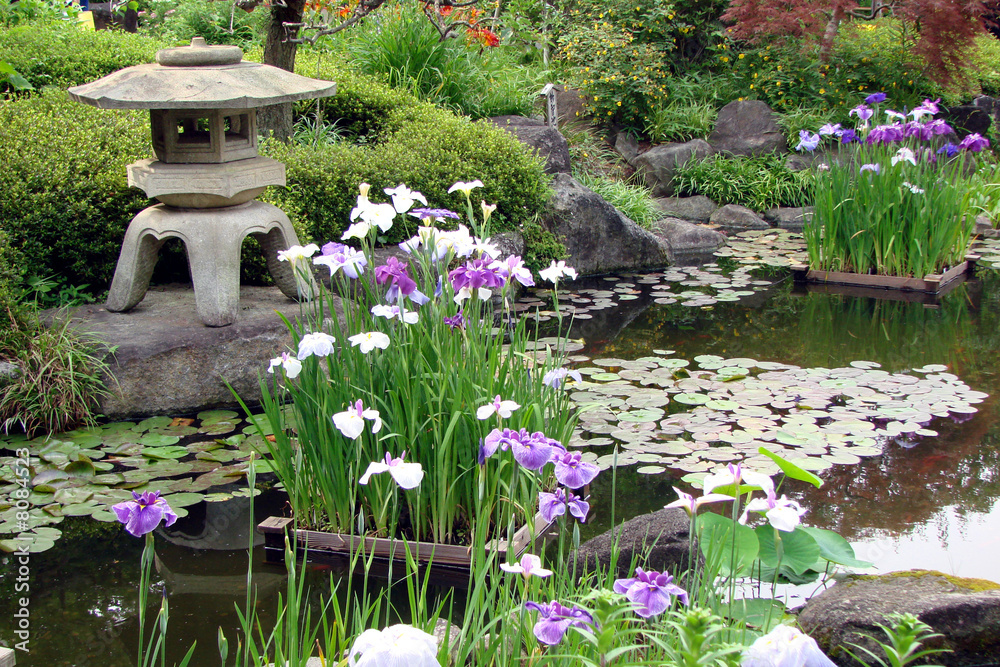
[791,255,978,294]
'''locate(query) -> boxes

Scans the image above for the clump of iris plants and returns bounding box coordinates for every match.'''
[797,92,987,278]
[253,180,582,545]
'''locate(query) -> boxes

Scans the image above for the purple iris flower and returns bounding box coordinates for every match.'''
[794,130,820,152]
[409,207,461,222]
[314,242,368,279]
[552,451,600,489]
[902,121,934,142]
[960,133,990,152]
[112,491,178,537]
[926,119,953,136]
[490,255,535,287]
[860,163,880,175]
[839,128,859,144]
[613,567,689,618]
[449,258,505,293]
[538,487,590,523]
[542,367,583,389]
[866,124,903,145]
[374,257,417,296]
[444,310,465,330]
[818,123,842,137]
[513,431,559,470]
[523,600,594,645]
[850,104,873,122]
[937,142,959,157]
[865,92,887,105]
[482,427,524,458]
[919,97,942,115]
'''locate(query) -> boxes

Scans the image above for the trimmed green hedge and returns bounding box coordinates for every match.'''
[0,40,549,297]
[0,23,168,90]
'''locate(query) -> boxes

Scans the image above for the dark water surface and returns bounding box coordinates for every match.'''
[3,270,1000,666]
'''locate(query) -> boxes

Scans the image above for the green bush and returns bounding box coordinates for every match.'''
[262,54,550,246]
[0,89,151,293]
[672,154,813,211]
[0,48,549,299]
[139,0,267,48]
[0,228,21,334]
[573,171,660,229]
[335,1,538,119]
[644,99,717,143]
[0,22,167,90]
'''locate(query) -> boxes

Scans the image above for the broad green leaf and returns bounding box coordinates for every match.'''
[798,526,873,569]
[697,511,758,576]
[758,447,823,488]
[755,526,821,577]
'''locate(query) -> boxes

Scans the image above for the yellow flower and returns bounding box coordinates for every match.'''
[819,88,826,94]
[616,100,622,106]
[721,56,729,62]
[749,84,754,89]
[738,53,745,59]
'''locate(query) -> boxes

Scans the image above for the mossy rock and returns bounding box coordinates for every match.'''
[798,569,1000,666]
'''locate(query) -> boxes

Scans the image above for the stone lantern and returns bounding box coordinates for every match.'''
[68,37,336,326]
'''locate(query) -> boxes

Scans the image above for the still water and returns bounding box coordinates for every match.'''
[3,270,1000,666]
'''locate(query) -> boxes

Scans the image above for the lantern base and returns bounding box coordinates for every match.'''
[106,201,317,327]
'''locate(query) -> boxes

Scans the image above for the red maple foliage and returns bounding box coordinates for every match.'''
[720,0,988,86]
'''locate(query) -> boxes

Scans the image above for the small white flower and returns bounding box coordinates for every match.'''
[349,331,391,353]
[476,394,520,420]
[901,181,925,195]
[885,109,907,122]
[371,304,419,324]
[276,244,319,263]
[500,553,553,579]
[384,184,427,214]
[891,147,918,167]
[349,624,439,667]
[358,451,424,489]
[296,332,337,360]
[267,352,302,379]
[481,200,497,223]
[539,260,578,285]
[333,399,382,440]
[342,220,372,241]
[448,179,484,197]
[742,624,836,667]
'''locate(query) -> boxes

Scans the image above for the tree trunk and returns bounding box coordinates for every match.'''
[259,0,306,141]
[819,2,844,62]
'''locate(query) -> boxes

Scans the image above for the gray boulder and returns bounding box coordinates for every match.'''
[576,507,695,579]
[709,204,768,231]
[487,116,572,174]
[798,570,1000,666]
[653,195,718,223]
[634,139,713,197]
[614,131,641,165]
[542,174,672,276]
[764,206,814,232]
[650,218,726,263]
[0,361,18,386]
[940,105,992,139]
[53,285,343,420]
[708,100,787,156]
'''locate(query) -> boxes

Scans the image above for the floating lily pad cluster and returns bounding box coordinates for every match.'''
[563,352,986,482]
[972,238,1000,269]
[0,410,276,553]
[712,229,808,269]
[514,265,774,321]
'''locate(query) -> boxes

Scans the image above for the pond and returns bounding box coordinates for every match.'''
[3,254,1000,666]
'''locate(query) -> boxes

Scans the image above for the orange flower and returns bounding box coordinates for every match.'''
[467,26,500,47]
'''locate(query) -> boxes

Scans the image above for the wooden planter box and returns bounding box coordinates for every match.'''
[258,513,557,584]
[791,254,979,294]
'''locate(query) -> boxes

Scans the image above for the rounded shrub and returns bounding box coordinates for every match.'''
[0,22,167,90]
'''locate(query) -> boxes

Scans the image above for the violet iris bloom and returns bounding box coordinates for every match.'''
[849,104,873,122]
[794,130,820,152]
[314,242,368,279]
[866,124,903,145]
[860,163,880,175]
[960,133,990,152]
[490,255,535,287]
[902,121,934,142]
[613,567,689,618]
[865,92,887,105]
[552,451,600,489]
[937,142,959,157]
[538,488,589,523]
[926,119,953,136]
[542,367,583,389]
[112,491,178,537]
[839,129,859,144]
[374,257,417,297]
[817,123,842,137]
[444,310,465,330]
[449,258,505,298]
[511,430,559,470]
[523,601,594,646]
[409,207,461,222]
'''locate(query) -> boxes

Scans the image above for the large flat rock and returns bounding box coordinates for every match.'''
[57,284,342,420]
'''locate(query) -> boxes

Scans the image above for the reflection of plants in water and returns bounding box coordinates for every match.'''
[801,414,1000,542]
[792,288,972,373]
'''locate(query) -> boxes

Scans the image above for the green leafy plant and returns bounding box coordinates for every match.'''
[848,613,950,667]
[673,153,813,211]
[574,171,661,229]
[0,310,117,437]
[644,100,717,143]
